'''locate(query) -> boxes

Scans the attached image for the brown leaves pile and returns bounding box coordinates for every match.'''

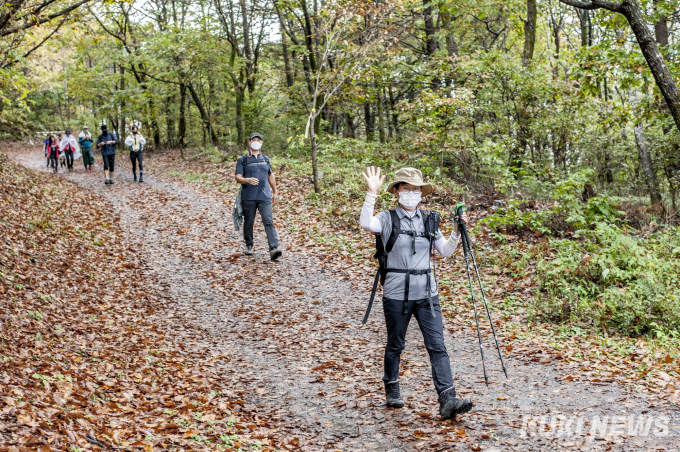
[0,154,283,451]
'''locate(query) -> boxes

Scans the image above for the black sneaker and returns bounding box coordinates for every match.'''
[245,245,254,256]
[139,174,143,183]
[105,179,111,185]
[270,248,282,261]
[439,388,472,419]
[384,381,404,408]
[133,173,137,182]
[109,179,115,184]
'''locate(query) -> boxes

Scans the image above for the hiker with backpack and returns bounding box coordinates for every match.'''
[359,166,473,419]
[97,124,119,185]
[234,132,282,261]
[46,135,60,173]
[79,126,94,171]
[124,125,146,182]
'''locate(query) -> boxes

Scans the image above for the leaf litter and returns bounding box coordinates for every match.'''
[4,142,680,451]
[0,148,280,451]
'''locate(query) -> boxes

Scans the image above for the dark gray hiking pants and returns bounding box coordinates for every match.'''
[383,295,455,395]
[242,200,279,250]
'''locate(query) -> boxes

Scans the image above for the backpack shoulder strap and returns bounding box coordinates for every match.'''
[385,209,400,253]
[421,209,440,238]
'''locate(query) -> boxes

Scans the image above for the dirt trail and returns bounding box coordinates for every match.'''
[7,146,679,451]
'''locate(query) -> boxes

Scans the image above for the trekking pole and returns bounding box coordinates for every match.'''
[458,207,508,379]
[455,202,489,386]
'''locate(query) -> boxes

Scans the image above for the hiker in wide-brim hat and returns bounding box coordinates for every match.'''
[385,167,434,196]
[359,166,473,419]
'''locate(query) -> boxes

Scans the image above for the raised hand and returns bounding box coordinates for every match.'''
[361,166,385,195]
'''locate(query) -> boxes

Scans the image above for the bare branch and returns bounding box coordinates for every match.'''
[557,0,623,12]
[0,0,91,37]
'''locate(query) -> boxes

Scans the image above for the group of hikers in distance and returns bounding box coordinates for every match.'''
[43,124,146,184]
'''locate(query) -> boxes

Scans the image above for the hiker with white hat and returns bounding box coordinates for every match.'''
[79,126,94,171]
[359,166,473,419]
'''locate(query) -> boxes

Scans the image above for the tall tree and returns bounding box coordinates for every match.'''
[522,0,538,65]
[559,0,680,130]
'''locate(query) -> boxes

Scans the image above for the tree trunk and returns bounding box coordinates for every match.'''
[388,85,399,139]
[364,102,375,141]
[376,86,386,143]
[178,83,187,158]
[620,0,680,130]
[149,97,160,149]
[165,95,175,147]
[119,65,126,150]
[277,9,295,87]
[653,0,669,60]
[549,13,562,78]
[300,0,317,74]
[187,81,218,145]
[522,0,537,65]
[439,3,458,56]
[575,8,592,47]
[310,111,320,193]
[235,85,244,147]
[423,0,437,56]
[239,0,256,93]
[345,112,355,138]
[634,125,662,205]
[561,0,680,129]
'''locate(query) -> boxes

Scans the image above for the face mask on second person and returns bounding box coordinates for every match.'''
[250,141,262,151]
[398,191,422,210]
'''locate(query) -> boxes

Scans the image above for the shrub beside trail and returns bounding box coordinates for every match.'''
[481,171,680,338]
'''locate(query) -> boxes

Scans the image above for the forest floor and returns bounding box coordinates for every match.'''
[4,142,680,452]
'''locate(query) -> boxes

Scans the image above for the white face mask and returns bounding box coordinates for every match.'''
[398,191,422,210]
[250,141,262,151]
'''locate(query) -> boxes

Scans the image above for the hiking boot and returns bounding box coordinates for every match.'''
[139,174,144,183]
[245,245,254,255]
[133,173,137,182]
[384,381,404,408]
[270,248,282,261]
[439,388,472,419]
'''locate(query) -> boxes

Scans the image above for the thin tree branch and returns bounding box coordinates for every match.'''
[0,0,91,37]
[557,0,623,12]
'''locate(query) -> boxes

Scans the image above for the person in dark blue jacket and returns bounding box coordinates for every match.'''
[234,132,282,260]
[96,125,119,185]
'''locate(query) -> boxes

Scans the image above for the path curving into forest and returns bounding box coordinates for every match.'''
[6,144,680,452]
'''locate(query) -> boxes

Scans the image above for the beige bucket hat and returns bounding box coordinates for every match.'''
[386,167,433,196]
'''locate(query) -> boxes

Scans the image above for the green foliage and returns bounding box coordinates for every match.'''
[534,225,680,337]
[481,170,625,235]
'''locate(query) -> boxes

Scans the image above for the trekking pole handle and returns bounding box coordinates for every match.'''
[454,202,466,228]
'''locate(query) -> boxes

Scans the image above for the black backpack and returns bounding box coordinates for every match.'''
[362,209,441,323]
[241,153,270,170]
